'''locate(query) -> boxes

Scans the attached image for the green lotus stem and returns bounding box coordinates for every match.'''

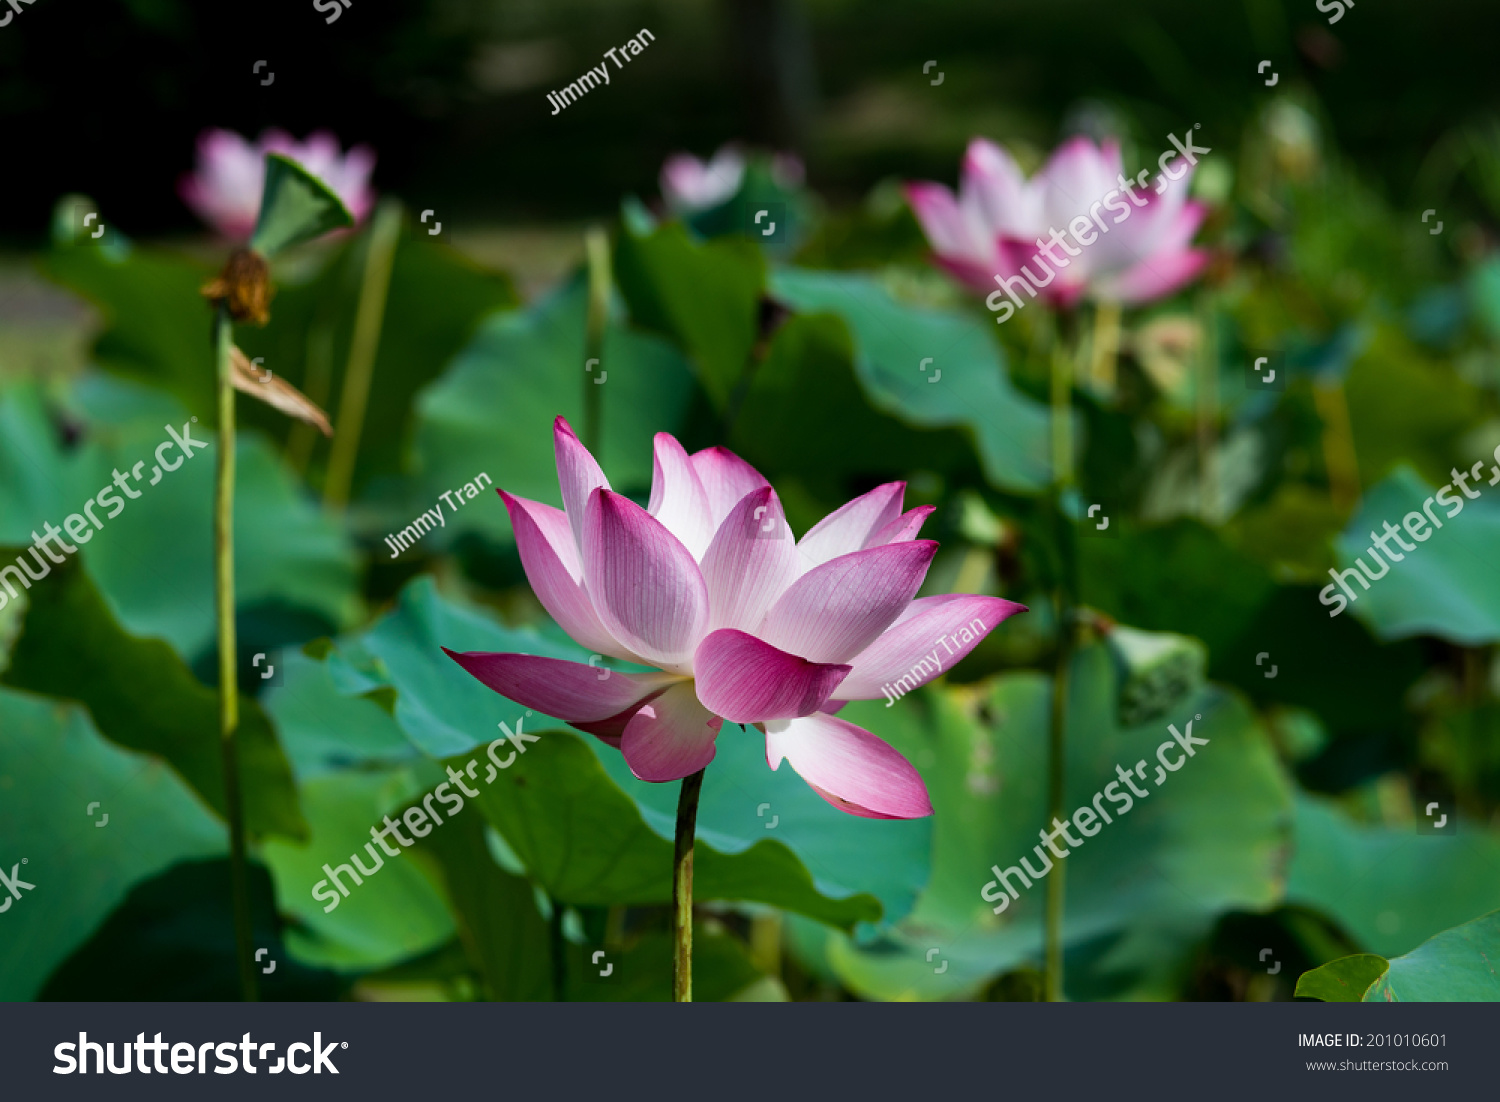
[1195,292,1217,519]
[1044,323,1078,1003]
[1043,596,1071,1003]
[1313,380,1361,514]
[1088,301,1121,396]
[324,199,403,510]
[583,227,611,457]
[213,304,257,1002]
[1050,332,1073,485]
[605,904,627,948]
[673,767,706,1002]
[749,911,784,980]
[549,900,568,1001]
[285,317,336,475]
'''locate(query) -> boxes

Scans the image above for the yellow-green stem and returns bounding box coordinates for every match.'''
[604,904,627,948]
[549,900,568,1001]
[1044,599,1072,1002]
[1196,292,1218,520]
[1050,336,1073,486]
[749,911,783,980]
[1313,380,1361,514]
[1044,323,1078,1003]
[1088,301,1122,396]
[324,200,403,510]
[214,305,257,1002]
[673,768,706,1002]
[285,319,336,475]
[583,228,611,457]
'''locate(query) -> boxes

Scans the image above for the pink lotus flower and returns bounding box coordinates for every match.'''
[905,136,1209,307]
[444,418,1025,819]
[179,128,376,242]
[660,144,805,214]
[661,146,746,213]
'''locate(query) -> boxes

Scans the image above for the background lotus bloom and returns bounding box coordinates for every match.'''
[906,136,1209,306]
[660,144,805,214]
[446,418,1025,819]
[661,146,748,213]
[179,128,376,242]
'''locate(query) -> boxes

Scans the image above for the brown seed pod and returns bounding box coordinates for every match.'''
[201,248,274,325]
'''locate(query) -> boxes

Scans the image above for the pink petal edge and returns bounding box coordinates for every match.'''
[765,713,933,819]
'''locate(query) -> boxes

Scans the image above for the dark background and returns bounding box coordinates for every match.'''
[2,0,1497,240]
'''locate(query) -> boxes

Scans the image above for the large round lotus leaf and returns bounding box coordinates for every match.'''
[1334,465,1500,645]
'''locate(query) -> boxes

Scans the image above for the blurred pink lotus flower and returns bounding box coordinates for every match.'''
[445,418,1025,818]
[661,146,745,212]
[660,144,805,213]
[905,136,1209,308]
[179,128,376,242]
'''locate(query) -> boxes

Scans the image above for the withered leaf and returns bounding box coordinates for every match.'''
[229,345,333,437]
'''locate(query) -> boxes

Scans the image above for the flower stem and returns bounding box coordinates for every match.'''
[1044,583,1072,1003]
[324,199,403,511]
[1087,300,1121,397]
[1050,329,1073,486]
[1313,379,1361,515]
[549,899,568,1001]
[673,767,706,1002]
[583,227,611,457]
[214,304,257,1002]
[1195,291,1218,520]
[284,316,336,475]
[1043,322,1078,1003]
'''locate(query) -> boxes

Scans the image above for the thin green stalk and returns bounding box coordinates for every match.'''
[604,904,627,948]
[1195,291,1218,520]
[583,228,611,457]
[214,304,257,1002]
[1050,330,1073,486]
[749,911,783,981]
[673,768,706,1002]
[1044,576,1072,1003]
[324,199,403,510]
[1088,301,1122,397]
[1043,320,1079,1003]
[549,900,568,1001]
[285,317,335,475]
